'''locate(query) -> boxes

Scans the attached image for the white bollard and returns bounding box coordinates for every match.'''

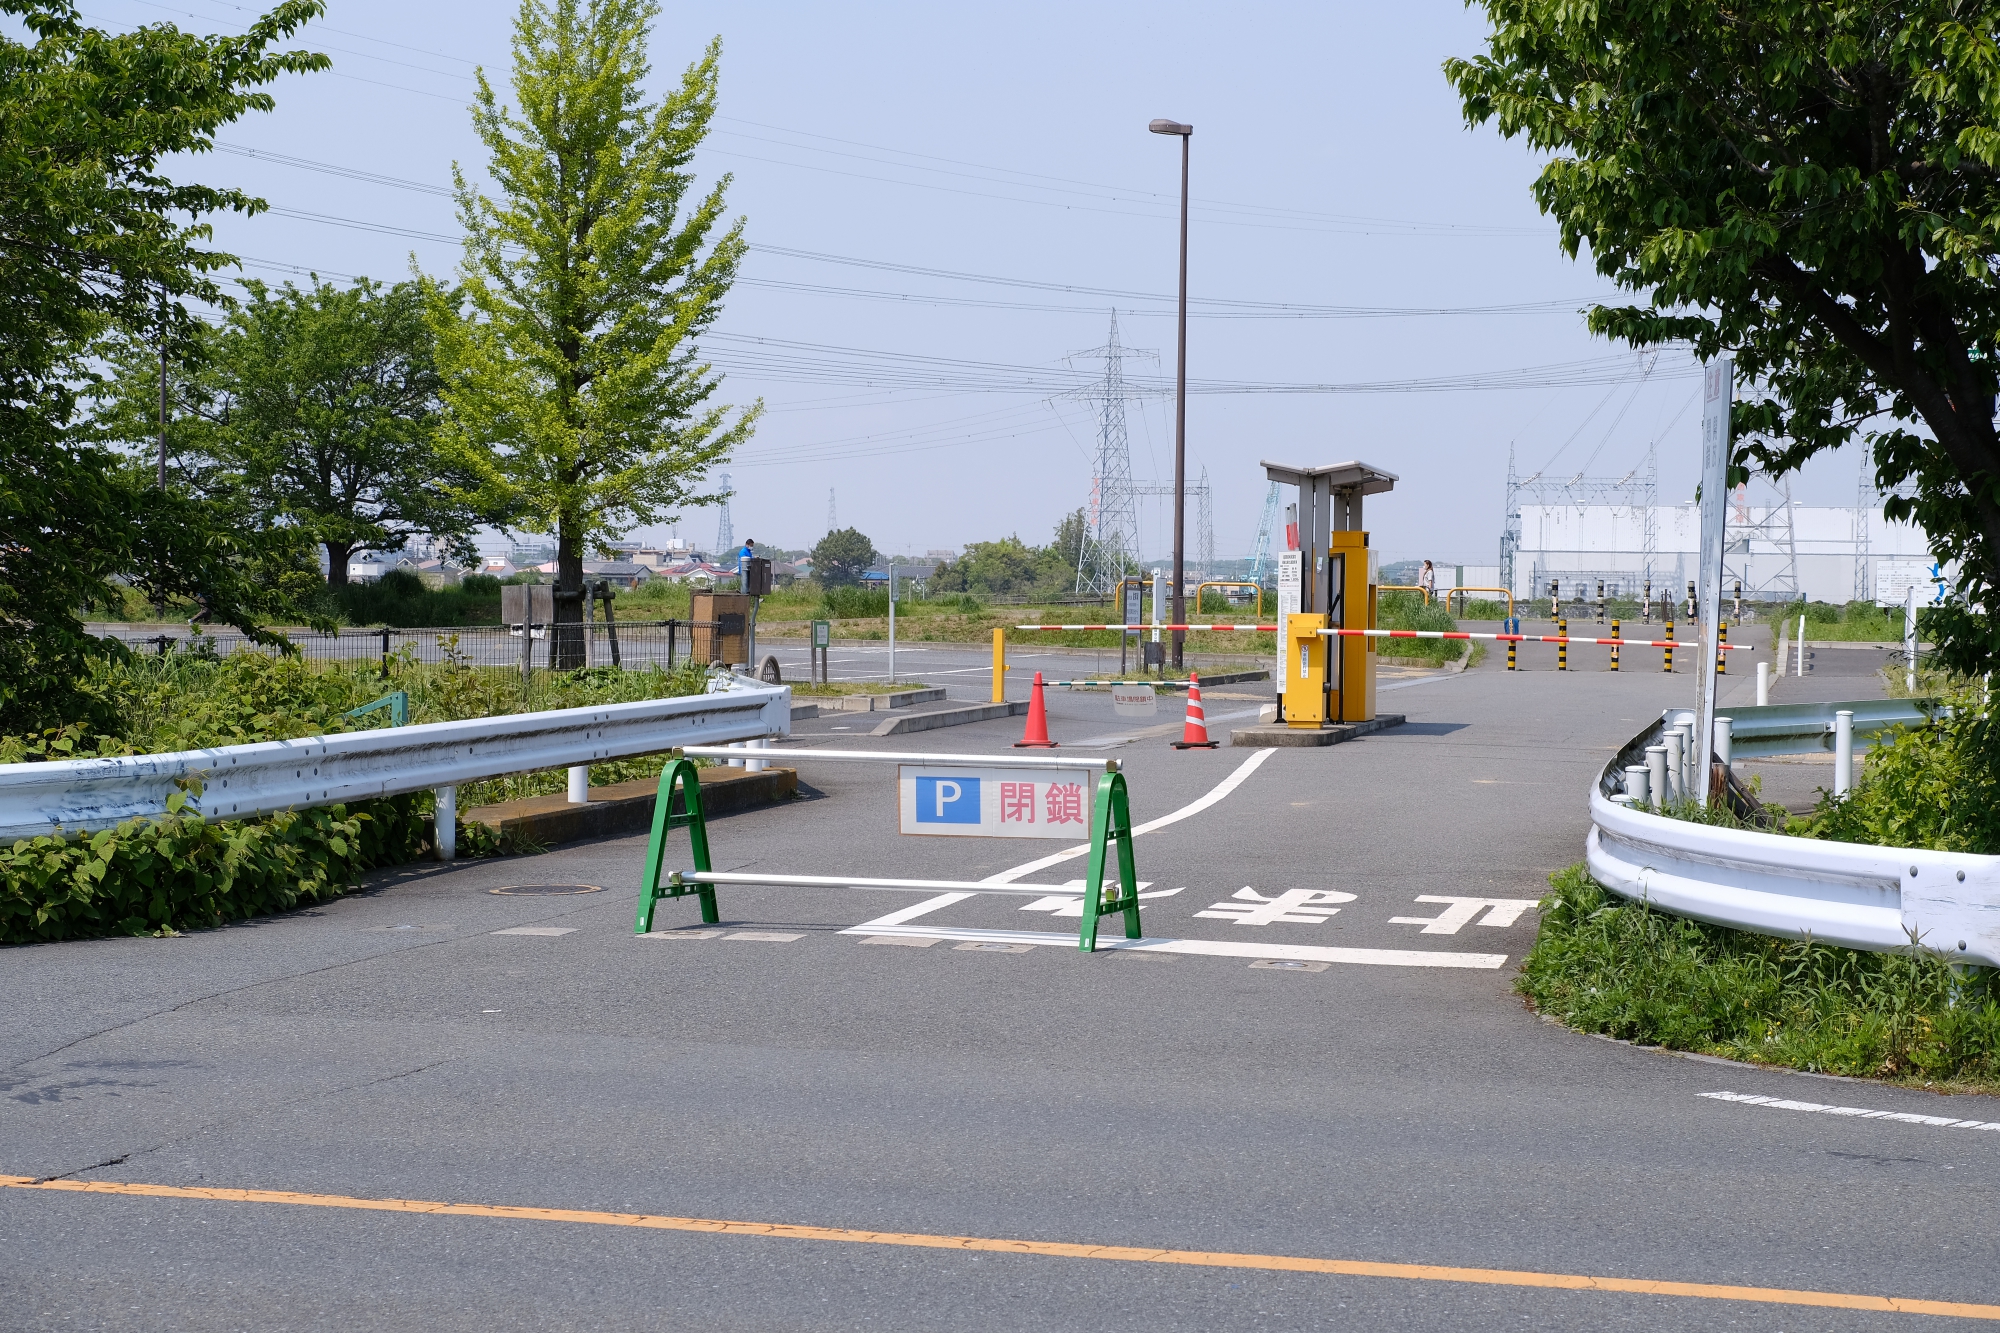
[746,736,768,773]
[1714,716,1732,768]
[1624,765,1651,809]
[1834,709,1854,796]
[1662,731,1685,803]
[1756,660,1770,707]
[727,740,746,768]
[1645,746,1669,811]
[1905,585,1918,694]
[1796,614,1806,677]
[567,765,589,804]
[435,786,456,861]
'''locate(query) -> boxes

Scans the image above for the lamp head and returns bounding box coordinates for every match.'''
[1149,119,1193,136]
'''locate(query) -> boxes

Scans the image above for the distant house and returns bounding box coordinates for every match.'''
[861,562,937,591]
[581,561,652,590]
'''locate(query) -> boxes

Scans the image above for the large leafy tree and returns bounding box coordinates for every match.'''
[810,527,876,587]
[429,0,756,666]
[93,277,486,587]
[0,1,328,730]
[1446,3,2000,676]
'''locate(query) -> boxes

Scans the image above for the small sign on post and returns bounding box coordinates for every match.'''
[1111,683,1157,718]
[810,619,831,684]
[898,765,1094,839]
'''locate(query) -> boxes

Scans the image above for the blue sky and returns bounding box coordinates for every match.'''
[89,0,1869,565]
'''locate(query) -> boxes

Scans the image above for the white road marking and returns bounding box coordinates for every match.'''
[859,935,940,947]
[1389,897,1540,935]
[1195,887,1355,926]
[1016,880,1176,916]
[491,927,575,936]
[725,931,804,942]
[1700,1090,2000,1131]
[838,922,1506,967]
[638,929,723,939]
[1069,705,1267,748]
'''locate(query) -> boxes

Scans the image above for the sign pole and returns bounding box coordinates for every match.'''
[1694,358,1734,807]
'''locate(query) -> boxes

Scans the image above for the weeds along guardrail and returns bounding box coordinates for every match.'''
[0,677,790,842]
[91,620,726,677]
[1585,702,2000,968]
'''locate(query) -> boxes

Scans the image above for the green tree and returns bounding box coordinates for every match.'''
[1446,4,2000,677]
[95,277,484,587]
[0,1,327,730]
[428,0,756,667]
[811,527,876,587]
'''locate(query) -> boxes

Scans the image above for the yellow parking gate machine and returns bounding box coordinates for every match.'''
[1262,460,1397,730]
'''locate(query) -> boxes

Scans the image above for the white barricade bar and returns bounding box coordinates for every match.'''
[679,746,1116,773]
[673,871,1082,896]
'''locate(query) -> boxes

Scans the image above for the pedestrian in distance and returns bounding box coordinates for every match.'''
[1418,559,1436,601]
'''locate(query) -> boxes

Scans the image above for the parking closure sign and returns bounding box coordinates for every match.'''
[898,765,1094,839]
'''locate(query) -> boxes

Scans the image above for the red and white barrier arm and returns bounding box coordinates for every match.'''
[1321,628,1741,650]
[1009,623,1741,649]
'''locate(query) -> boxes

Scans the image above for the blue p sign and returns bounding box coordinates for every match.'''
[914,776,980,824]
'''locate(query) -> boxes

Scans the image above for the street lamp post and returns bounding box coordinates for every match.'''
[1150,117,1192,668]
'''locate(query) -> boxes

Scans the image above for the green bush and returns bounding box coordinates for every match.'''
[822,585,891,618]
[1796,697,2000,854]
[335,575,502,628]
[1376,591,1466,664]
[1521,864,2000,1087]
[2,791,426,945]
[461,572,501,596]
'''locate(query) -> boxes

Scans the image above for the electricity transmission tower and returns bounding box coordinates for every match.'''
[714,471,734,554]
[827,487,837,535]
[1070,313,1144,596]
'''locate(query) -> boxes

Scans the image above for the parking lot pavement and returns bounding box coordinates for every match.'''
[6,666,1999,1331]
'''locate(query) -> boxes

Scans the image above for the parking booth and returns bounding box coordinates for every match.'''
[1261,460,1397,729]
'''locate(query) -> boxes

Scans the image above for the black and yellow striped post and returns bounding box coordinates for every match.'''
[1610,618,1621,671]
[1663,618,1675,672]
[1557,617,1568,671]
[1717,620,1728,675]
[1596,581,1606,624]
[1507,637,1516,671]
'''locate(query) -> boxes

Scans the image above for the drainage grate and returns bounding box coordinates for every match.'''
[487,884,604,896]
[1249,958,1329,972]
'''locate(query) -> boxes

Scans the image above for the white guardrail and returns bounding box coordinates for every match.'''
[0,677,791,842]
[1586,705,2000,969]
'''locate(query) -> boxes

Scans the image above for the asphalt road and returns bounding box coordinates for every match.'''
[6,650,1995,1331]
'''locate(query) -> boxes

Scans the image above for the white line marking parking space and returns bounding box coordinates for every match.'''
[491,927,576,936]
[1700,1091,2000,1132]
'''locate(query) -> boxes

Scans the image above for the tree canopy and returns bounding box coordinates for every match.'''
[429,0,755,665]
[931,510,1088,596]
[810,527,876,587]
[0,0,327,729]
[1447,2,2000,676]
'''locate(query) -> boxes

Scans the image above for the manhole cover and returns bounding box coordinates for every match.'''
[487,884,604,896]
[1249,958,1329,972]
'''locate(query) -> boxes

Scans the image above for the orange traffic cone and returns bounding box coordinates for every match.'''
[1171,671,1219,749]
[1014,671,1057,748]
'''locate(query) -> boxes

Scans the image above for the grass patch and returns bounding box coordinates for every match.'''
[1520,864,2000,1091]
[789,680,932,696]
[1377,591,1466,666]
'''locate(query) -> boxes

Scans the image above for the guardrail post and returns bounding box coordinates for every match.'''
[747,737,768,773]
[1714,716,1732,767]
[567,765,589,804]
[1663,729,1685,803]
[435,786,456,861]
[1645,745,1668,810]
[1610,618,1620,672]
[1077,769,1142,952]
[1757,660,1770,707]
[1834,710,1854,796]
[635,758,716,931]
[1623,765,1649,807]
[1557,618,1567,671]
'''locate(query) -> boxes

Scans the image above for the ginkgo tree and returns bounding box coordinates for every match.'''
[1447,3,2000,678]
[427,0,756,665]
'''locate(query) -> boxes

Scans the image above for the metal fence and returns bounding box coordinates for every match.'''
[94,621,722,676]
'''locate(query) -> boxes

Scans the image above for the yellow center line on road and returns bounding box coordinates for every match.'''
[4,1174,1995,1320]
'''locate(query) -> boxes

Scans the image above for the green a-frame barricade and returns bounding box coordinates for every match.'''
[633,756,1142,952]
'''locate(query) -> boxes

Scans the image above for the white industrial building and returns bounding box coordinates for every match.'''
[1508,499,1932,606]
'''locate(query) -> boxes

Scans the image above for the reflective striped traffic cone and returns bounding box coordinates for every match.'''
[1171,671,1220,749]
[1014,671,1057,747]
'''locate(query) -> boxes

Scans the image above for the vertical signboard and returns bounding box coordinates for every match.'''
[1275,549,1303,702]
[1694,357,1733,806]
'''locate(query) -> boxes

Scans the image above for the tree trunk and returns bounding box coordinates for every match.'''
[325,541,353,590]
[552,514,585,671]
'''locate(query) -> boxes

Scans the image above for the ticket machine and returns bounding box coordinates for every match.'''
[1262,460,1397,728]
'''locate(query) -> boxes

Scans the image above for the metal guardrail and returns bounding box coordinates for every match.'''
[1586,706,2000,967]
[1693,698,1938,759]
[0,677,790,842]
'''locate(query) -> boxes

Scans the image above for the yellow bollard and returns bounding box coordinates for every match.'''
[1610,618,1621,671]
[1557,618,1567,672]
[1507,637,1516,671]
[991,627,1007,703]
[1717,620,1728,675]
[1663,619,1675,673]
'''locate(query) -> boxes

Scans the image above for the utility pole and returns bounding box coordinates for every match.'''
[1150,117,1193,667]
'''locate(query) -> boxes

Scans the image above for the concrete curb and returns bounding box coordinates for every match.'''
[1229,713,1406,748]
[871,701,1030,736]
[454,764,796,850]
